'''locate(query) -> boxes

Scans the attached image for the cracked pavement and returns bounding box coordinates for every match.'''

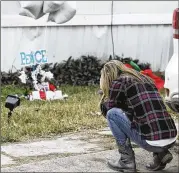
[1,127,179,172]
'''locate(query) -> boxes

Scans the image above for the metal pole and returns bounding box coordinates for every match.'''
[7,111,12,139]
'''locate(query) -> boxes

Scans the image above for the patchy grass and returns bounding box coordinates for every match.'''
[1,85,107,143]
[1,85,178,143]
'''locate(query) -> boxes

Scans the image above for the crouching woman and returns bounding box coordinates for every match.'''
[99,60,178,172]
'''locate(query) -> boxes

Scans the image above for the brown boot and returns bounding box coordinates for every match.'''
[146,150,173,171]
[108,144,136,172]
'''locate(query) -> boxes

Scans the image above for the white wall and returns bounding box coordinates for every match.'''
[1,1,178,72]
[1,1,178,26]
[76,1,177,14]
[1,1,178,15]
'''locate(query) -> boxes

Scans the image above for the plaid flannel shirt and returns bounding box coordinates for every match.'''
[100,73,177,141]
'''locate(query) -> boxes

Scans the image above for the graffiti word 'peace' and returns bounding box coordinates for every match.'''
[20,50,48,65]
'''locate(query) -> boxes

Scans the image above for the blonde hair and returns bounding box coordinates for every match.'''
[100,60,154,103]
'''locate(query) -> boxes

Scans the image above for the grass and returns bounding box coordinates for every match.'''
[1,85,107,143]
[1,85,178,143]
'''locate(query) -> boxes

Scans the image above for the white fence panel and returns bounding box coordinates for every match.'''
[1,25,173,72]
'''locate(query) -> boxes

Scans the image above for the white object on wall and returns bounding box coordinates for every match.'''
[43,1,65,13]
[48,1,76,24]
[18,1,76,24]
[19,1,45,19]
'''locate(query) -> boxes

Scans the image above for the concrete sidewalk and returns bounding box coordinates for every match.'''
[1,127,179,172]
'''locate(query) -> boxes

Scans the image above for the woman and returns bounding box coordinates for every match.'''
[99,60,177,172]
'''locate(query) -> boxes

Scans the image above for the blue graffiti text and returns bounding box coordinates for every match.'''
[20,50,48,66]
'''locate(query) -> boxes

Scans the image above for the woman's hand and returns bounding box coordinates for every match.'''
[97,89,103,95]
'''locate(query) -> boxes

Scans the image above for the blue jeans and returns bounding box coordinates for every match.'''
[106,108,173,153]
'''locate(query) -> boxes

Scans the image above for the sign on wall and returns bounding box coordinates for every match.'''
[20,50,48,66]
